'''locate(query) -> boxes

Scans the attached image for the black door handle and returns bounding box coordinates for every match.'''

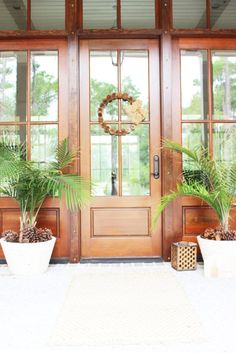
[153,155,160,179]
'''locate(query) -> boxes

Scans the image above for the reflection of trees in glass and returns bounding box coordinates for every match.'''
[91,125,118,196]
[185,57,236,120]
[90,76,149,196]
[213,124,236,164]
[122,125,149,195]
[182,124,208,172]
[31,125,58,164]
[182,78,202,118]
[90,76,140,120]
[31,60,58,118]
[0,57,15,121]
[213,57,236,119]
[182,57,236,170]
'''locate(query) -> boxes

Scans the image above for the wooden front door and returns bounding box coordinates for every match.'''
[80,40,161,258]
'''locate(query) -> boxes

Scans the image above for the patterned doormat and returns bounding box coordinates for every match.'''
[50,269,204,346]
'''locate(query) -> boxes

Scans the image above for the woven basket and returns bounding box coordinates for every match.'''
[171,242,197,271]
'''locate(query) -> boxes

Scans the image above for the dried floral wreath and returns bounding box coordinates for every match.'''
[97,92,148,136]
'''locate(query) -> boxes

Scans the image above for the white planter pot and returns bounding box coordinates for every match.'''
[197,235,236,278]
[0,236,56,276]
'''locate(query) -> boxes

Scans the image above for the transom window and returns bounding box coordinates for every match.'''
[83,0,156,29]
[173,0,236,29]
[0,0,65,30]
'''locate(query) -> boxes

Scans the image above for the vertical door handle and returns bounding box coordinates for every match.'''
[153,155,160,179]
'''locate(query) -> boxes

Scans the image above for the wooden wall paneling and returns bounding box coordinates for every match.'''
[68,34,80,262]
[183,207,236,239]
[0,205,60,258]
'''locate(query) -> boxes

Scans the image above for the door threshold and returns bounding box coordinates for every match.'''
[80,257,163,264]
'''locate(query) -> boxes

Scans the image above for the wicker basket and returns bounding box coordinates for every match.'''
[171,242,197,271]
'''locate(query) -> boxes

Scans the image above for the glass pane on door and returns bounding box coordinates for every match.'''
[212,51,236,120]
[90,50,150,197]
[181,50,208,120]
[91,124,119,196]
[90,51,118,121]
[121,50,149,121]
[31,51,58,122]
[122,124,150,196]
[213,123,236,164]
[0,51,27,122]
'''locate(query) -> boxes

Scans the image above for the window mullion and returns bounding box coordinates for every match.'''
[208,49,213,158]
[27,50,31,160]
[27,0,31,31]
[117,0,121,29]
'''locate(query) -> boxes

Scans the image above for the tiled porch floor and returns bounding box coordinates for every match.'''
[0,262,235,354]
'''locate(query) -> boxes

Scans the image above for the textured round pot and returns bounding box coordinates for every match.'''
[197,235,236,278]
[0,236,56,276]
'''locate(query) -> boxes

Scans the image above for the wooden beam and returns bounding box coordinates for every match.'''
[67,0,77,34]
[211,0,231,28]
[196,0,232,29]
[161,0,171,31]
[2,0,27,30]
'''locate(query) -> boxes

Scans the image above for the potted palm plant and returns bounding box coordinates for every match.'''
[0,138,91,275]
[153,140,236,278]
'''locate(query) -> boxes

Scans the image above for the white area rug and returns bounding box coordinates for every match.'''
[50,269,203,346]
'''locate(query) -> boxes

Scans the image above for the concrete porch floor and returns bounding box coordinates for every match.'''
[0,262,235,354]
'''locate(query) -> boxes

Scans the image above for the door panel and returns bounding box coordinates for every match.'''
[80,40,161,258]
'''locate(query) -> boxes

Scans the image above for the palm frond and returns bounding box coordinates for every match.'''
[152,191,179,229]
[51,138,78,170]
[44,174,91,210]
[154,139,235,231]
[162,139,200,163]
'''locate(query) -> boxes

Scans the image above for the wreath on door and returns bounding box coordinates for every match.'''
[97,92,148,136]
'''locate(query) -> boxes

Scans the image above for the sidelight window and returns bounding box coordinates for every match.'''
[0,50,58,164]
[181,49,236,168]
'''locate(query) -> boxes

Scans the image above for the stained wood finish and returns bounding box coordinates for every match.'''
[183,207,236,245]
[0,198,69,259]
[80,39,162,258]
[160,34,182,261]
[92,208,150,237]
[2,0,236,39]
[68,34,80,262]
[0,39,70,260]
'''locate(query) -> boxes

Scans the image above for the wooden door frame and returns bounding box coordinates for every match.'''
[79,38,162,258]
